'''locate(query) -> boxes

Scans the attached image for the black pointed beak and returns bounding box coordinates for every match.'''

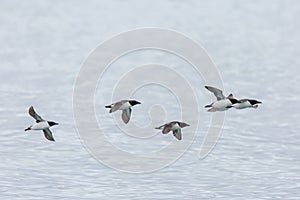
[184,123,190,127]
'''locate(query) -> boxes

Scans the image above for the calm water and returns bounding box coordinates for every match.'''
[1,0,300,199]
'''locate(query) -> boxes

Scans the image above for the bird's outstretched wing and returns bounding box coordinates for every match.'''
[43,128,55,142]
[121,108,131,124]
[155,124,166,130]
[162,123,173,134]
[29,106,44,122]
[173,129,182,140]
[205,86,225,100]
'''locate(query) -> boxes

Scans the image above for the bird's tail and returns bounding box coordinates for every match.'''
[105,105,112,108]
[205,104,212,108]
[24,127,31,131]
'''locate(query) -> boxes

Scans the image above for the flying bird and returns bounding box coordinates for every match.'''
[228,99,262,109]
[155,121,190,140]
[105,100,141,124]
[25,106,58,141]
[204,86,240,112]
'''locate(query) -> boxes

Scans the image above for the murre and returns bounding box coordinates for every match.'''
[228,99,262,109]
[25,106,58,141]
[204,86,240,112]
[105,100,141,124]
[155,121,190,140]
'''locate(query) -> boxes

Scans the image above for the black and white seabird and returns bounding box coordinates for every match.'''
[25,106,58,141]
[228,99,262,109]
[155,121,190,140]
[105,100,141,124]
[204,86,240,112]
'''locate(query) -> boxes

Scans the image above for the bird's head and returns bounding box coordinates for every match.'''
[178,122,190,128]
[249,99,262,108]
[129,100,141,106]
[48,121,59,127]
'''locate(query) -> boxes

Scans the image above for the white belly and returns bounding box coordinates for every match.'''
[171,123,180,131]
[119,102,131,110]
[234,101,251,109]
[212,99,231,111]
[31,121,50,130]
